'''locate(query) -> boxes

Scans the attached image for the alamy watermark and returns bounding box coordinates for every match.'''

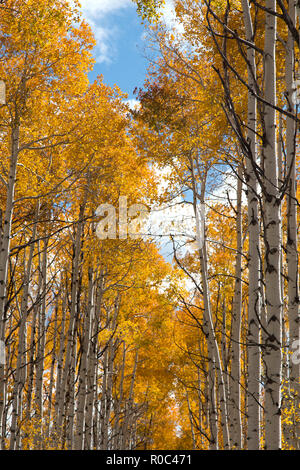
[95,196,205,250]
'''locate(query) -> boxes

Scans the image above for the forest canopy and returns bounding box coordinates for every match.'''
[0,0,298,451]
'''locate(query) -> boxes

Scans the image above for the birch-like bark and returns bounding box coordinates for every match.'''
[186,391,197,449]
[84,278,103,449]
[101,334,117,449]
[53,287,66,439]
[113,340,126,449]
[0,125,20,433]
[122,349,139,449]
[75,267,94,450]
[285,0,299,447]
[59,204,85,447]
[196,361,204,448]
[46,296,59,439]
[99,346,108,449]
[9,209,38,449]
[228,163,243,449]
[188,165,217,449]
[263,0,282,449]
[34,239,48,419]
[241,0,262,449]
[191,165,230,449]
[93,357,100,449]
[26,300,37,423]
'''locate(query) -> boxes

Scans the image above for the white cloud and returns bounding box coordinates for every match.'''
[160,0,184,34]
[80,0,132,16]
[140,0,184,44]
[160,0,175,27]
[79,0,133,63]
[124,98,141,110]
[84,17,117,64]
[207,170,248,205]
[137,166,203,259]
[80,0,184,63]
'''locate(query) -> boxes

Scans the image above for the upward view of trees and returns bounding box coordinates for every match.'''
[0,0,299,450]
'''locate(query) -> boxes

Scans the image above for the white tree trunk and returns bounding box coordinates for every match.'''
[263,0,282,449]
[242,0,262,449]
[229,163,243,449]
[0,125,20,435]
[285,0,299,449]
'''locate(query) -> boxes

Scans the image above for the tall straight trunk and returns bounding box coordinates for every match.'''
[59,204,85,447]
[191,166,230,449]
[196,361,203,449]
[242,0,262,449]
[1,313,12,449]
[285,0,299,449]
[53,288,66,440]
[66,329,77,449]
[122,349,139,450]
[188,164,217,450]
[66,269,83,451]
[9,208,38,449]
[84,279,103,449]
[0,125,20,435]
[222,301,230,422]
[93,357,100,449]
[75,267,94,450]
[46,296,59,439]
[186,391,197,449]
[34,239,48,419]
[26,300,38,422]
[101,301,119,449]
[229,163,243,449]
[113,341,126,449]
[102,336,117,450]
[263,0,282,449]
[241,301,248,449]
[207,357,218,449]
[278,115,291,447]
[198,333,217,449]
[99,347,108,449]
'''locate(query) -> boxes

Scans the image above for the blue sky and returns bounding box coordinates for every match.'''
[79,1,192,263]
[79,2,233,262]
[80,0,176,102]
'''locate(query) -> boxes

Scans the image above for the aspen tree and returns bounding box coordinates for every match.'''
[263,0,282,449]
[241,0,262,449]
[228,163,243,449]
[285,1,299,447]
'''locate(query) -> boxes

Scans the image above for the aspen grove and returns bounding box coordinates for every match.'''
[0,0,298,450]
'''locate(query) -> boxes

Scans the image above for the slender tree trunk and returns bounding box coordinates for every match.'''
[0,125,20,434]
[54,287,66,442]
[59,204,85,448]
[263,0,282,449]
[122,349,138,450]
[285,0,299,450]
[46,296,59,440]
[26,300,38,423]
[229,163,243,449]
[191,167,230,449]
[241,0,262,449]
[84,280,103,449]
[9,208,38,449]
[75,267,94,450]
[34,240,48,426]
[113,340,126,449]
[186,391,197,449]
